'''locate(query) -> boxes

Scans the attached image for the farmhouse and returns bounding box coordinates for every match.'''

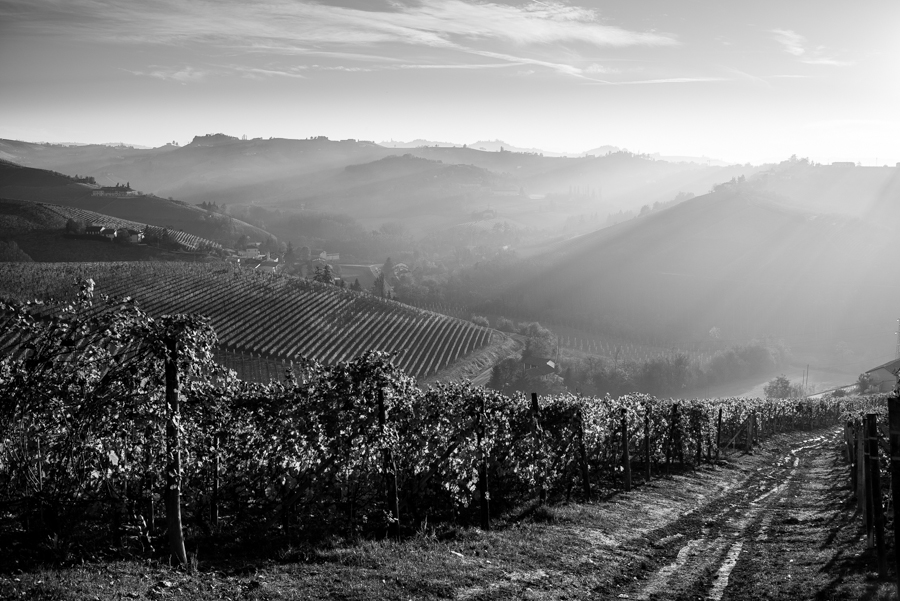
[84,225,116,239]
[864,357,900,393]
[522,353,556,377]
[312,249,340,261]
[257,260,282,274]
[116,228,143,243]
[92,184,140,197]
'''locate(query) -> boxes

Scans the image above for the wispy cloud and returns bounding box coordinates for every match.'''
[771,29,852,66]
[3,0,678,78]
[772,29,805,57]
[125,65,210,83]
[584,76,727,86]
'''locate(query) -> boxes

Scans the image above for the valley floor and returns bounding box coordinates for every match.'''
[2,428,894,600]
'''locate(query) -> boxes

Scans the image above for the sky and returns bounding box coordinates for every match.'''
[1,0,898,164]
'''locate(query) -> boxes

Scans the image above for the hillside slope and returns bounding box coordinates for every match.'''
[487,185,896,371]
[0,159,272,245]
[748,159,900,222]
[0,262,507,382]
[0,197,225,261]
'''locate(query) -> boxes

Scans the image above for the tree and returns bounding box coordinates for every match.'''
[857,372,874,394]
[0,240,32,262]
[313,264,334,285]
[65,218,84,234]
[350,278,362,292]
[764,375,795,399]
[382,257,395,284]
[373,273,386,298]
[299,246,311,261]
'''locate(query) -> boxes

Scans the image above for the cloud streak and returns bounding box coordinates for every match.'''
[3,1,678,48]
[2,0,678,78]
[771,28,852,66]
[124,65,210,83]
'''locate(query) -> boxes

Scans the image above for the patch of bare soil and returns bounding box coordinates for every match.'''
[606,428,896,601]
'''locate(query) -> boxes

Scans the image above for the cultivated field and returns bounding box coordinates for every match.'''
[0,261,501,380]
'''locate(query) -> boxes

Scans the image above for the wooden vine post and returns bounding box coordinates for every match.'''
[846,421,856,491]
[644,407,652,481]
[164,337,188,566]
[863,419,874,547]
[694,409,703,466]
[377,388,400,538]
[715,407,723,461]
[665,404,680,472]
[744,412,754,453]
[576,403,591,500]
[857,421,867,517]
[866,413,887,575]
[887,394,900,600]
[531,393,546,505]
[621,408,631,492]
[476,394,490,530]
[210,432,219,527]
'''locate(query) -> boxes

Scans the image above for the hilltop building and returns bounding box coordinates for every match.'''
[92,184,140,197]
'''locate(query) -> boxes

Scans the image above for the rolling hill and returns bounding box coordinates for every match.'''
[746,158,900,222]
[0,196,223,261]
[0,262,514,383]
[0,136,753,228]
[481,183,898,373]
[0,159,272,246]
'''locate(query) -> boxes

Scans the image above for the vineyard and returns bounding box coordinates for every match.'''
[551,322,715,366]
[0,262,499,381]
[0,282,873,571]
[37,200,221,251]
[406,304,717,368]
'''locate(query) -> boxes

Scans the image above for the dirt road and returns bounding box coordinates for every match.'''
[605,427,893,601]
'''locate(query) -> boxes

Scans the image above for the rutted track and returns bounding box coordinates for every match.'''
[609,430,840,600]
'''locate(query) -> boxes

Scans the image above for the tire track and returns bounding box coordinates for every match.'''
[613,430,834,600]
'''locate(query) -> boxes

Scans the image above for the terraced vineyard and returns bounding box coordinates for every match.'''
[37,201,221,251]
[0,262,501,381]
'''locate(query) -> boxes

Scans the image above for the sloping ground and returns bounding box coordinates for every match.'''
[40,201,220,250]
[0,159,273,244]
[0,197,67,233]
[0,262,507,381]
[0,197,219,251]
[750,159,900,221]
[492,187,897,373]
[0,198,168,261]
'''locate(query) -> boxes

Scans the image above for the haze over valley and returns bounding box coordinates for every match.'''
[5,2,900,597]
